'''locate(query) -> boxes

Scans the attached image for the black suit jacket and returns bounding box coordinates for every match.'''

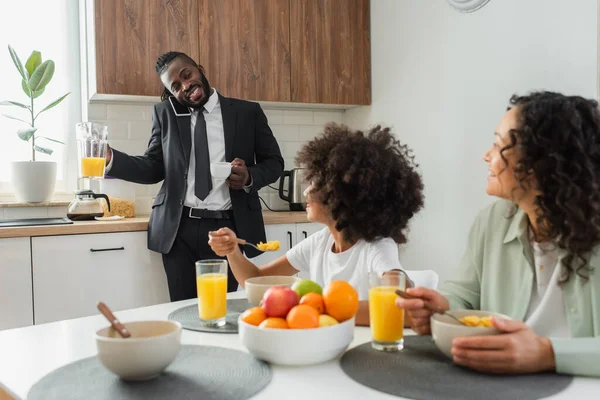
[108,94,284,257]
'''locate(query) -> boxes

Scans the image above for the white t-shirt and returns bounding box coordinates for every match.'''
[286,227,403,300]
[524,237,570,338]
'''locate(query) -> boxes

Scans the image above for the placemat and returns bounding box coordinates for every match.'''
[28,345,271,400]
[168,298,250,333]
[340,336,572,400]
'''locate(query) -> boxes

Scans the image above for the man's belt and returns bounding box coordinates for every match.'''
[184,206,234,220]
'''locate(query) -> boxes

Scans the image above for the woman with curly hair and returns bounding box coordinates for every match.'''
[397,91,600,376]
[209,123,425,325]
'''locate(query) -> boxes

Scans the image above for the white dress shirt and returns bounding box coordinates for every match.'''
[524,234,570,338]
[184,89,231,210]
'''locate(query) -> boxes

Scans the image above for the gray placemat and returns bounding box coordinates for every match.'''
[28,345,271,400]
[168,298,250,333]
[340,335,572,400]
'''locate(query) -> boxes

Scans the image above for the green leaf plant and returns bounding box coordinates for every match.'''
[0,45,70,161]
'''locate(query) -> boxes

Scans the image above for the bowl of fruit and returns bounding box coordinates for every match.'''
[238,279,358,366]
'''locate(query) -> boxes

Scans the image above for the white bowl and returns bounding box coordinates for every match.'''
[95,320,182,381]
[210,162,232,179]
[431,310,510,359]
[245,275,300,306]
[238,316,355,366]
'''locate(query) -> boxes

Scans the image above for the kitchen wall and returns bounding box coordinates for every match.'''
[344,0,598,282]
[87,102,343,214]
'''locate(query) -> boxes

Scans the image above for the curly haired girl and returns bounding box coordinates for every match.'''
[209,123,425,325]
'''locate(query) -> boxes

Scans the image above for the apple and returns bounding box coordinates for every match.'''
[318,314,339,327]
[262,286,299,318]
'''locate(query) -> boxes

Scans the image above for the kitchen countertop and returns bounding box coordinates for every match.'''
[0,292,597,400]
[0,211,309,239]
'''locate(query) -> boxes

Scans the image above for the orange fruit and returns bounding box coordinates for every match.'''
[241,307,267,326]
[286,305,319,329]
[259,317,289,329]
[299,292,326,314]
[322,280,359,322]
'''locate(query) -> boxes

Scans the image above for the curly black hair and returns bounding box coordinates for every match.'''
[155,51,206,102]
[501,91,600,282]
[295,123,425,244]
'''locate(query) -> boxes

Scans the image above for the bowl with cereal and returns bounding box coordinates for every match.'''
[430,309,511,358]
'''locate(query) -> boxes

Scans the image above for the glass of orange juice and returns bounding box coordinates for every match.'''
[196,259,228,327]
[369,271,406,351]
[76,122,108,179]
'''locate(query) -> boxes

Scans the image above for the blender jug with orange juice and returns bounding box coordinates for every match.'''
[76,122,108,179]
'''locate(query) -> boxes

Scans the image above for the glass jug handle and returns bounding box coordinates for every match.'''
[93,193,111,211]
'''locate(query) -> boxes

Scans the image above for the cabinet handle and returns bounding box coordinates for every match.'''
[287,231,293,250]
[302,231,308,239]
[90,246,125,253]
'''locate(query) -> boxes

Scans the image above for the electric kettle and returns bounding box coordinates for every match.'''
[278,168,308,211]
[67,190,111,221]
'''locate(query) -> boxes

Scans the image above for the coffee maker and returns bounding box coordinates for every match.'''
[67,122,111,220]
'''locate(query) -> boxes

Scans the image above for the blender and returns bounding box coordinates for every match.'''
[67,122,111,220]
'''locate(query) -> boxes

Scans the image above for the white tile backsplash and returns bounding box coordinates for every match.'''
[129,120,153,140]
[86,102,343,212]
[313,111,343,125]
[283,110,314,125]
[47,206,68,218]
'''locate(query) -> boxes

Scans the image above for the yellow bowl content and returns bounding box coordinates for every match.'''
[459,315,493,327]
[101,196,136,218]
[257,241,280,251]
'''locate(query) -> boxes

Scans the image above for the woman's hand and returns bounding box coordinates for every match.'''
[395,287,449,335]
[208,227,239,257]
[451,317,556,374]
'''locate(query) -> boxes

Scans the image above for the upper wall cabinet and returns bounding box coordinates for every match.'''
[198,0,291,102]
[91,0,370,105]
[94,0,199,96]
[290,0,371,105]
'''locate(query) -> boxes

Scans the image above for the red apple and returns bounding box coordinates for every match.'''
[261,286,299,318]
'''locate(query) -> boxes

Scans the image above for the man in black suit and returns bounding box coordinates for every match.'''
[104,51,283,301]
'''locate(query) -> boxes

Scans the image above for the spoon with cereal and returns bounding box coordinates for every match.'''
[236,238,280,252]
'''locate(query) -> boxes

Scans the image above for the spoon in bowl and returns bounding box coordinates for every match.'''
[395,289,466,326]
[97,301,131,338]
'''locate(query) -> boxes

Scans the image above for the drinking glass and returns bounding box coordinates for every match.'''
[76,122,108,179]
[195,259,228,327]
[368,271,406,351]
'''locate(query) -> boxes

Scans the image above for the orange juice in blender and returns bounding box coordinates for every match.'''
[196,260,228,326]
[76,122,108,179]
[81,157,106,177]
[368,271,406,351]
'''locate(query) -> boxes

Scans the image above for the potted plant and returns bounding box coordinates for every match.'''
[0,45,70,203]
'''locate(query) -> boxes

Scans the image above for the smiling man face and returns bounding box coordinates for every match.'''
[159,54,212,109]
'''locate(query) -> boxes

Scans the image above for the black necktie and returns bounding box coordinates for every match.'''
[194,109,212,200]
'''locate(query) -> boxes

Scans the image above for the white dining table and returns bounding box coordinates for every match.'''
[0,292,598,400]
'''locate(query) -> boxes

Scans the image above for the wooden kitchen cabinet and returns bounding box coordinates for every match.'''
[94,0,199,96]
[0,238,33,331]
[32,232,169,324]
[290,0,371,105]
[198,0,291,102]
[91,0,370,105]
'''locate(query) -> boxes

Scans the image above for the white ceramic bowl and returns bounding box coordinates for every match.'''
[238,316,355,366]
[95,320,182,381]
[431,310,510,358]
[245,275,300,306]
[210,162,232,179]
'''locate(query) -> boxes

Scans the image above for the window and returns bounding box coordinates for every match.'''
[0,0,82,194]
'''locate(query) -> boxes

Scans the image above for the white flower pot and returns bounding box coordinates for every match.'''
[10,161,57,203]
